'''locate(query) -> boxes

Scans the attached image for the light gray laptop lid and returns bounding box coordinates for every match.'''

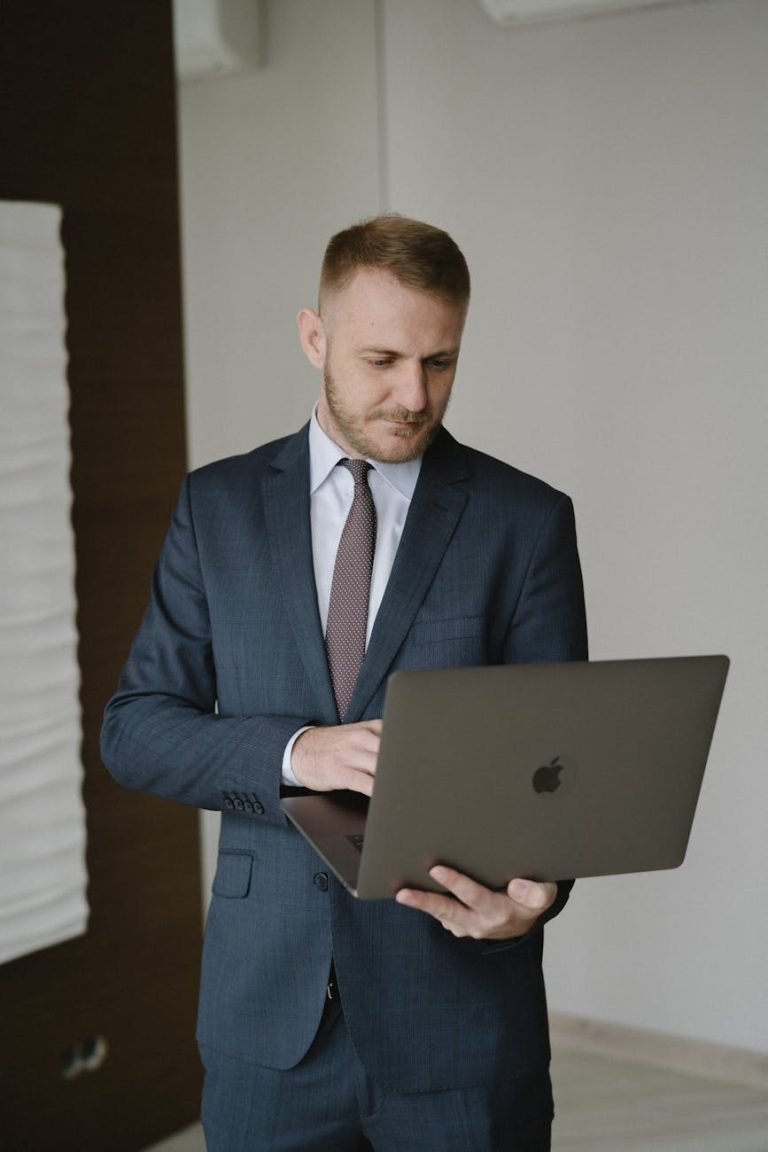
[281,655,729,899]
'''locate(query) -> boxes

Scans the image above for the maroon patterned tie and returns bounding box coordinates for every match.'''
[325,459,377,721]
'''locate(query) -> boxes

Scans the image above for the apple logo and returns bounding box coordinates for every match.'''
[533,756,565,795]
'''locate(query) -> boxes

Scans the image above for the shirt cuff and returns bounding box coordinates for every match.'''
[281,726,314,786]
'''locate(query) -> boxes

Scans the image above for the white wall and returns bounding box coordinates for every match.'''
[177,0,768,1054]
[380,0,768,1055]
[178,0,381,467]
[177,0,381,891]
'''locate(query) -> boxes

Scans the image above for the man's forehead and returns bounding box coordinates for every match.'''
[321,267,466,328]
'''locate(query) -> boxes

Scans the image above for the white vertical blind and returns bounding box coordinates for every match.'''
[0,201,89,966]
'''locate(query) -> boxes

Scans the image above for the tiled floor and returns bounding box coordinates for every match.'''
[146,1125,205,1152]
[549,1048,768,1152]
[145,1048,768,1151]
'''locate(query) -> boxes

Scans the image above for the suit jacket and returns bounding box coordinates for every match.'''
[100,423,588,1092]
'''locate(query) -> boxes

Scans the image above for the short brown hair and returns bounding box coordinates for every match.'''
[319,214,470,309]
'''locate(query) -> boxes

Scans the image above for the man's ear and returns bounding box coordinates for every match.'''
[297,308,327,370]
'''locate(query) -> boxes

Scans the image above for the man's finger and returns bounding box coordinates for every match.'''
[507,879,557,912]
[428,865,491,911]
[394,887,463,922]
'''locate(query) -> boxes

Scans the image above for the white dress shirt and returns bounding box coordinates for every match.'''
[281,409,422,785]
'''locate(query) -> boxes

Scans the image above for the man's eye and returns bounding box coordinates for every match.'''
[427,359,452,371]
[369,358,393,368]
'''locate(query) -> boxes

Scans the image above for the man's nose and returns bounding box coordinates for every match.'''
[393,361,428,412]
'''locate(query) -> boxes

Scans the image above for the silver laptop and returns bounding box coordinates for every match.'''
[281,655,729,899]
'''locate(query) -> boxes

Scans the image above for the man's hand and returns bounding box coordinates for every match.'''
[291,720,382,796]
[395,865,557,941]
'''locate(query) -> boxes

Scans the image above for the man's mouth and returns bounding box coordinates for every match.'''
[382,412,429,427]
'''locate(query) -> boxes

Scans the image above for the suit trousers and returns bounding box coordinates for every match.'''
[200,997,554,1152]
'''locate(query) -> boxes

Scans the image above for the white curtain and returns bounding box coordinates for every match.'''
[0,201,89,965]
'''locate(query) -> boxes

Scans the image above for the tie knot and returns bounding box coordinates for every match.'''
[341,458,372,486]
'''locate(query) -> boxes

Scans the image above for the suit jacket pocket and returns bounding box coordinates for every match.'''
[212,851,253,899]
[409,614,485,645]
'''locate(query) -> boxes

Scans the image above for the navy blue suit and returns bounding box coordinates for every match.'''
[101,423,587,1098]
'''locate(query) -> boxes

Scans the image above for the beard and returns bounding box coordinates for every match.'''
[322,365,449,463]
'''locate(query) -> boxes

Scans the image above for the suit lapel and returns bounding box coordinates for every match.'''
[346,430,471,720]
[262,425,472,724]
[261,425,338,721]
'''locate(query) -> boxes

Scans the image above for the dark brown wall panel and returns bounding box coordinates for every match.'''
[0,3,203,1148]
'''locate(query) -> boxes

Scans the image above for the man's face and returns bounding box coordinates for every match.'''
[298,269,466,462]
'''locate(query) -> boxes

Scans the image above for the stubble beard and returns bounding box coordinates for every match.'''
[322,366,448,463]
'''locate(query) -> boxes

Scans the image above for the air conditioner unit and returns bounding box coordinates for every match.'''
[173,0,264,80]
[477,0,708,25]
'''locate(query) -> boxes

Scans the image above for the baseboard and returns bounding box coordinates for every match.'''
[549,1012,768,1091]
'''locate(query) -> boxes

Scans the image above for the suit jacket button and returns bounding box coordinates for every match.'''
[223,797,235,809]
[253,800,264,815]
[314,873,329,891]
[233,798,245,811]
[243,800,254,813]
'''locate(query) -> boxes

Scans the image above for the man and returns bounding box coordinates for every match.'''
[101,214,587,1151]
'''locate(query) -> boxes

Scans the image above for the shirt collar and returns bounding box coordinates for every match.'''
[309,406,422,501]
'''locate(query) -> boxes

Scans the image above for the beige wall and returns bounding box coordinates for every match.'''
[177,0,768,1054]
